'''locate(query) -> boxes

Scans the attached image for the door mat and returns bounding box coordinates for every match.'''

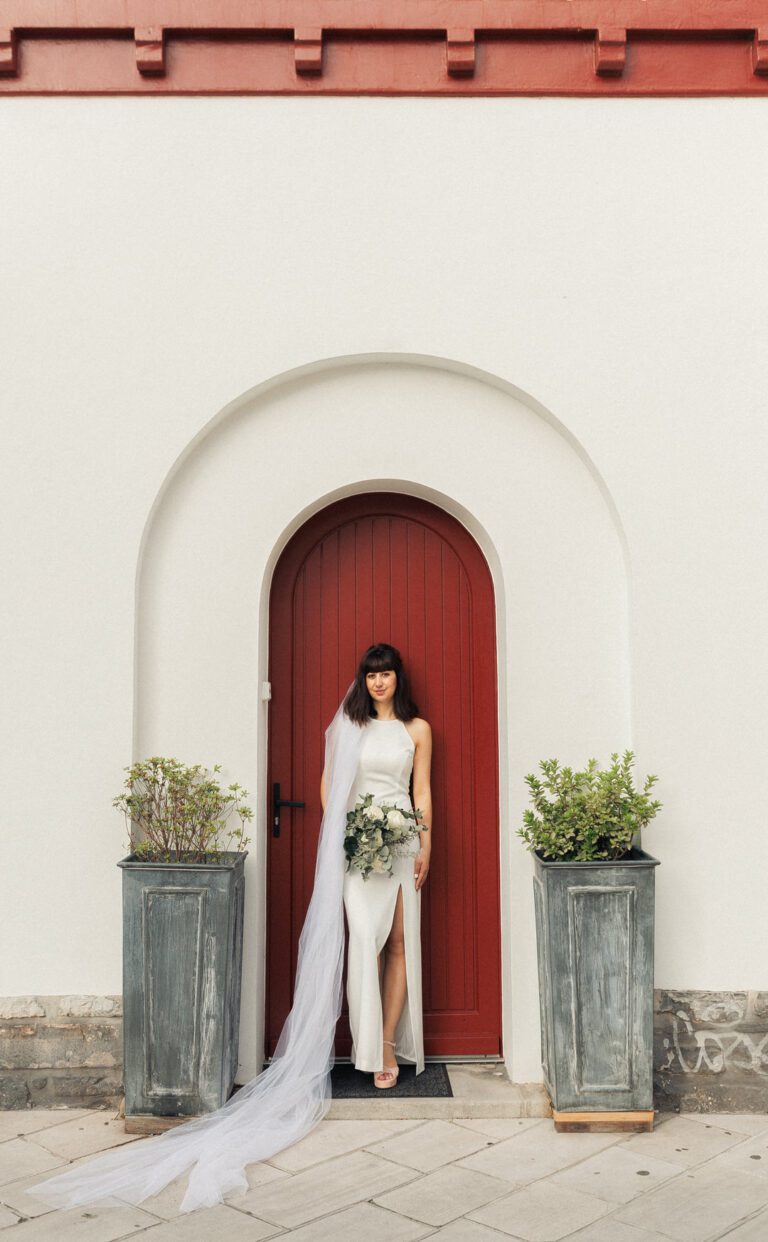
[330,1061,453,1098]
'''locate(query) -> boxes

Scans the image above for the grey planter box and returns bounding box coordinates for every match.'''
[533,847,660,1113]
[117,851,247,1120]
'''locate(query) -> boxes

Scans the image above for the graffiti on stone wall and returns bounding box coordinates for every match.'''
[657,990,768,1077]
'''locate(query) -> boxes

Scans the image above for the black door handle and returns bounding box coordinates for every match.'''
[273,782,305,837]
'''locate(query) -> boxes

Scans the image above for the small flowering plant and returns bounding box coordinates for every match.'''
[344,793,424,880]
[114,756,253,864]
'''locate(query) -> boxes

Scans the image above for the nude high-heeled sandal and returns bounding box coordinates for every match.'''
[374,1040,400,1090]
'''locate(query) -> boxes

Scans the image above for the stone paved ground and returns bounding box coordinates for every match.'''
[1,1107,767,1240]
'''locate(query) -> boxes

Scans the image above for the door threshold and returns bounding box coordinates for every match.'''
[327,1055,506,1065]
[328,1063,550,1120]
[264,1054,506,1067]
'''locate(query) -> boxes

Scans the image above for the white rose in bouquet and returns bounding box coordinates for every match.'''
[387,809,407,831]
[365,804,384,822]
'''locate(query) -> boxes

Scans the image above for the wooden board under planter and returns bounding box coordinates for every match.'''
[552,1108,655,1133]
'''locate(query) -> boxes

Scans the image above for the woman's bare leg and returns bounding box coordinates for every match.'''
[381,885,406,1071]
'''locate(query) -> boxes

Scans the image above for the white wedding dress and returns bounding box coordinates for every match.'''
[343,717,425,1075]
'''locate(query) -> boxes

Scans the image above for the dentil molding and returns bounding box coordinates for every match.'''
[0,1,767,95]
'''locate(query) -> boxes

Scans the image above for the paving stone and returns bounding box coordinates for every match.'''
[267,1199,434,1241]
[456,1122,623,1185]
[430,1220,522,1242]
[119,1159,288,1221]
[1,1144,161,1223]
[0,1162,72,1218]
[549,1144,685,1204]
[267,1118,423,1172]
[559,1220,673,1241]
[0,1202,22,1228]
[364,1119,492,1172]
[469,1181,610,1241]
[705,1131,768,1181]
[619,1115,749,1168]
[0,1139,63,1187]
[680,1113,768,1137]
[714,1207,768,1240]
[24,1114,141,1161]
[0,1111,91,1143]
[123,1203,279,1240]
[0,1201,160,1240]
[453,1118,545,1141]
[373,1164,514,1227]
[614,1165,768,1241]
[236,1149,418,1228]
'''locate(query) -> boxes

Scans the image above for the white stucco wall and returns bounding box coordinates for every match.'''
[2,97,766,1085]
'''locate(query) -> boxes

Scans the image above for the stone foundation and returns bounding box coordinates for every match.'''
[654,989,768,1113]
[2,990,766,1112]
[0,995,123,1110]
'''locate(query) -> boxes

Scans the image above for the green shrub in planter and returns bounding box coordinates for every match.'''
[518,750,662,862]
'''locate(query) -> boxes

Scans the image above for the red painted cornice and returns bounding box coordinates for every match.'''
[1,1,767,95]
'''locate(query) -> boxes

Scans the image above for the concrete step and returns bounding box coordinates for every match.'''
[124,1064,553,1132]
[327,1063,552,1120]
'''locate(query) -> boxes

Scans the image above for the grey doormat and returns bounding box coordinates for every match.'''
[331,1060,453,1098]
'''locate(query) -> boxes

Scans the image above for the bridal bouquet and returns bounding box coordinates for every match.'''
[344,793,423,881]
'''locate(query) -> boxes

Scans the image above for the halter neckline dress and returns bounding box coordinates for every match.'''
[342,716,425,1075]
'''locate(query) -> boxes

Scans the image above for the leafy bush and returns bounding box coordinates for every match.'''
[518,750,661,862]
[114,757,253,863]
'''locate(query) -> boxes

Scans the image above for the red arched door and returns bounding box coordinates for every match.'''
[266,494,501,1058]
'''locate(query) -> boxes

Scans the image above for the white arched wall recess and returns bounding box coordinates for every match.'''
[135,354,630,1084]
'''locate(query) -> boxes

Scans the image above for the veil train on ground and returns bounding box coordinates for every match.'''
[28,690,364,1215]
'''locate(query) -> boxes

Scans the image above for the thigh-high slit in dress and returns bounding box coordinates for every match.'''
[342,718,425,1075]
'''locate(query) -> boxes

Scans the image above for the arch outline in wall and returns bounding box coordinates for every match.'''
[133,351,632,1081]
[135,350,630,598]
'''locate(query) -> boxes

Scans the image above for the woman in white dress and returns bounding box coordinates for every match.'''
[323,644,433,1090]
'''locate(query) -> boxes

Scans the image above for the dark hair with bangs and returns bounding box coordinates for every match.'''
[343,643,419,725]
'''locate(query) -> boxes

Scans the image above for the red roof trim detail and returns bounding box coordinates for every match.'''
[2,2,768,95]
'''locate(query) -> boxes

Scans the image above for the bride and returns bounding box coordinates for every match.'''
[334,644,432,1088]
[27,643,431,1214]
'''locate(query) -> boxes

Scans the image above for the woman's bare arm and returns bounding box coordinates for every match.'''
[410,718,433,891]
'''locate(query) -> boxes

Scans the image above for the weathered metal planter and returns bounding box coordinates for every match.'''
[532,847,660,1127]
[117,851,247,1127]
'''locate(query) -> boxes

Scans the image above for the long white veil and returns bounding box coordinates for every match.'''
[28,689,364,1214]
